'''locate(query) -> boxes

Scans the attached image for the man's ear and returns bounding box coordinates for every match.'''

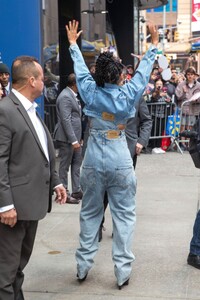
[29,76,35,87]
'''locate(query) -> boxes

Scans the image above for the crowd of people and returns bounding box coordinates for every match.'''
[1,19,200,299]
[142,58,200,152]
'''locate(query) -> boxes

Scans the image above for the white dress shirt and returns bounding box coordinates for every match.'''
[0,89,49,213]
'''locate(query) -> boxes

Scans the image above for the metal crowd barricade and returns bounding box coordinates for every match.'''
[147,101,182,152]
[176,93,200,153]
[46,100,199,154]
[44,103,57,136]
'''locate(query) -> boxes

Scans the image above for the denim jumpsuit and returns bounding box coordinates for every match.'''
[69,43,157,285]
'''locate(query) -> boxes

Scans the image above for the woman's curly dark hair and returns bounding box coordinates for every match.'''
[95,51,124,87]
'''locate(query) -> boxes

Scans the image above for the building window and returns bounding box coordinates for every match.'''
[147,0,177,13]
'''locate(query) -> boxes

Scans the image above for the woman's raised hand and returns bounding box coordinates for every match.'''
[66,20,83,45]
[147,22,159,47]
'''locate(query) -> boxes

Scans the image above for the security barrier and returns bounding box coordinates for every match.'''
[45,101,182,152]
[177,96,200,153]
[147,101,182,152]
[146,93,200,154]
[44,104,57,136]
[45,100,200,154]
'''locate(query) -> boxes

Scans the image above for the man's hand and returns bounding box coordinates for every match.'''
[165,97,171,103]
[72,142,81,151]
[131,53,143,61]
[135,143,143,155]
[66,20,83,45]
[0,208,17,228]
[54,185,67,204]
[148,22,159,47]
[160,91,166,97]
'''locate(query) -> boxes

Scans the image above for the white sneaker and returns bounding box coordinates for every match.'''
[152,147,166,154]
[152,147,160,154]
[157,147,166,154]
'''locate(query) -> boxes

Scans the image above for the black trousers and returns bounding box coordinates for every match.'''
[0,220,38,300]
[149,116,165,148]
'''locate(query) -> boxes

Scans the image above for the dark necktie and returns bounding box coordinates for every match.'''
[2,87,7,98]
[76,95,81,109]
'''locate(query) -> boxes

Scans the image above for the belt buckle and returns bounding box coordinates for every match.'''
[102,112,115,121]
[107,130,119,139]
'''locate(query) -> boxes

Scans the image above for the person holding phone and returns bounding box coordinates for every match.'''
[149,78,172,152]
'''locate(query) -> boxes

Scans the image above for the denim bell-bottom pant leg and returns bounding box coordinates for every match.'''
[108,178,136,286]
[76,133,136,284]
[76,165,105,279]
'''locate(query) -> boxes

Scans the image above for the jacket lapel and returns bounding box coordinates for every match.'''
[36,111,54,161]
[8,92,48,160]
[67,87,82,116]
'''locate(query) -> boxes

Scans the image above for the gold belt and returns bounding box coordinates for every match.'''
[106,130,121,139]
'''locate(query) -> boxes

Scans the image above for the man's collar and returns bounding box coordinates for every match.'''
[12,88,37,111]
[67,86,78,97]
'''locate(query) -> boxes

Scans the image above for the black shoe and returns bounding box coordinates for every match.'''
[66,196,80,204]
[65,189,80,204]
[77,273,88,282]
[187,253,200,269]
[118,279,129,290]
[98,227,103,242]
[180,144,188,151]
[143,147,152,154]
[71,191,83,200]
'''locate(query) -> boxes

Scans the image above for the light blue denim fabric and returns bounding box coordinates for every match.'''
[76,118,136,285]
[69,43,157,285]
[69,43,158,124]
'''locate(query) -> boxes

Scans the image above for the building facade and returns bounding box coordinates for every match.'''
[43,0,167,88]
[143,0,200,72]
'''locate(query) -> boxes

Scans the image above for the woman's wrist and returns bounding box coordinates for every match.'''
[69,41,77,45]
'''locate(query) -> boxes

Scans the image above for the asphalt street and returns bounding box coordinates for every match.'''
[23,151,200,300]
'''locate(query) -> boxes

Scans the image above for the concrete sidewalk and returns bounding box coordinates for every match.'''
[24,152,200,300]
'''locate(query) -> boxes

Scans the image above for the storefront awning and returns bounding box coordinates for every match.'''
[191,41,200,52]
[139,0,168,10]
[81,39,106,57]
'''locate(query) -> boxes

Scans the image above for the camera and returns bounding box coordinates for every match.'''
[162,87,167,93]
[179,130,198,139]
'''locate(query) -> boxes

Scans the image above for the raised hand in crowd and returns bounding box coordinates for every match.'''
[147,22,159,46]
[66,20,82,45]
[131,53,143,61]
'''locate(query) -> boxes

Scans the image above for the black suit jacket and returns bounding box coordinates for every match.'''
[126,97,152,158]
[53,87,82,143]
[0,92,61,220]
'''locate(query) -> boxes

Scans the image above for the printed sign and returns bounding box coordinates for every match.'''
[192,0,200,32]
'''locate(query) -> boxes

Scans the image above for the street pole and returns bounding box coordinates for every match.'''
[140,23,143,54]
[162,5,166,54]
[140,16,146,55]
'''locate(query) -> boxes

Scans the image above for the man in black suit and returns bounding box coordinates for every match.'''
[126,96,152,168]
[0,63,11,97]
[0,55,66,300]
[54,73,83,204]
